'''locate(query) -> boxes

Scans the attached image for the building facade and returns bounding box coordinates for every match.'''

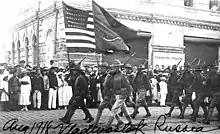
[8,0,220,68]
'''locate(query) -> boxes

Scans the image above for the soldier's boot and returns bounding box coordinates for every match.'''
[202,106,208,118]
[59,107,71,121]
[178,104,183,116]
[115,115,124,128]
[105,116,115,129]
[178,105,187,119]
[82,108,94,123]
[143,106,151,118]
[62,108,76,124]
[165,105,174,117]
[131,103,139,114]
[202,108,214,125]
[93,109,103,126]
[130,106,139,119]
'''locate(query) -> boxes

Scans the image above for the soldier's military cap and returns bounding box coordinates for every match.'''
[124,64,132,68]
[137,65,145,69]
[110,59,123,67]
[184,62,190,67]
[98,62,109,68]
[194,65,202,71]
[172,65,177,70]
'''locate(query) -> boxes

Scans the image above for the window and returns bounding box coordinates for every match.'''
[209,0,220,11]
[184,0,193,7]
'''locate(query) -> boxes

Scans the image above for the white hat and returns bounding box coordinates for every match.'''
[160,77,166,81]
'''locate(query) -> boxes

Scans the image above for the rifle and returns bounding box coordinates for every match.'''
[197,59,201,65]
[176,59,182,67]
[201,61,206,68]
[77,56,87,66]
[142,59,148,66]
[189,57,197,66]
[122,52,136,67]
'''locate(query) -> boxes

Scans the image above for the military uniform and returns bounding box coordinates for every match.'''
[130,65,151,119]
[118,64,136,117]
[189,67,210,122]
[104,60,133,128]
[202,67,220,124]
[59,66,94,124]
[93,63,123,126]
[165,65,182,117]
[178,63,195,119]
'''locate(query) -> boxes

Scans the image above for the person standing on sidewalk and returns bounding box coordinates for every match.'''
[32,68,44,110]
[130,65,151,119]
[8,69,20,111]
[19,69,31,111]
[48,67,58,110]
[59,65,94,124]
[41,67,49,110]
[159,77,168,107]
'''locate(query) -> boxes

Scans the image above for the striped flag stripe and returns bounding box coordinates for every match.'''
[65,35,95,42]
[65,43,96,49]
[66,39,95,45]
[65,32,95,39]
[63,2,96,52]
[64,28,94,36]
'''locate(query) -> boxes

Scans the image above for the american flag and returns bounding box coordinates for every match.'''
[62,2,95,52]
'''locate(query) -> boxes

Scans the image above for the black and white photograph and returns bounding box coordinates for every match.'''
[0,0,220,133]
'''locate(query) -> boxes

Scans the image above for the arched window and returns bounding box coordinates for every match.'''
[12,42,15,64]
[32,35,37,65]
[25,37,29,63]
[17,40,21,64]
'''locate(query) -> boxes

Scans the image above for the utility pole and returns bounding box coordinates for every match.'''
[36,1,41,67]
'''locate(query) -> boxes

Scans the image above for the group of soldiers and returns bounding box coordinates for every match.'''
[59,58,152,129]
[165,62,220,125]
[59,57,220,129]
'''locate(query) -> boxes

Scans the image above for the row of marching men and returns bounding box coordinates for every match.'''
[59,59,169,129]
[164,63,220,125]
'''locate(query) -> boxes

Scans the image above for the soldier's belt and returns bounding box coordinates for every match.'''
[115,88,127,95]
[137,88,147,92]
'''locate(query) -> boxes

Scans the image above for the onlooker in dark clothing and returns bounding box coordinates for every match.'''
[48,67,58,110]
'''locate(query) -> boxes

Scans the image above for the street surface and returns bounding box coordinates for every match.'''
[0,107,220,134]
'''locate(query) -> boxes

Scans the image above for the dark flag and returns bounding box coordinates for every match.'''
[92,0,135,53]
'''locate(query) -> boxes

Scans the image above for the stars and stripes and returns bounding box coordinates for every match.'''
[62,2,95,52]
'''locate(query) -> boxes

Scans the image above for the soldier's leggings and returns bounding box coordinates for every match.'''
[180,89,194,116]
[94,97,121,124]
[192,92,213,118]
[69,96,93,119]
[205,92,220,122]
[167,89,182,115]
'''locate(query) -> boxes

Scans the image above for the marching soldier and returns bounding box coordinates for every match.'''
[118,64,136,117]
[202,65,220,124]
[93,62,125,127]
[165,65,183,117]
[189,65,210,122]
[104,59,134,128]
[178,63,195,119]
[59,64,94,124]
[130,65,151,119]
